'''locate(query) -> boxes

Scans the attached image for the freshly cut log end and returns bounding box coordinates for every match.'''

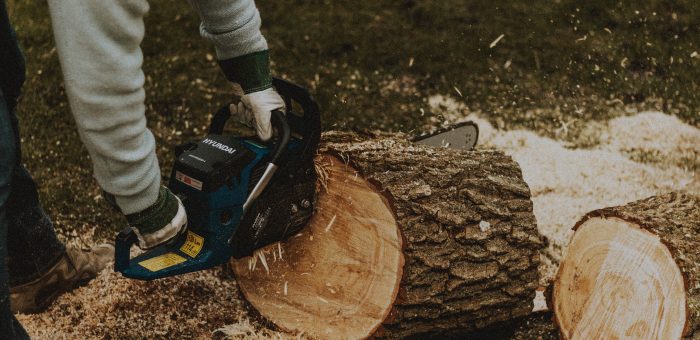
[231,132,543,339]
[552,192,700,340]
[554,217,686,339]
[231,155,404,339]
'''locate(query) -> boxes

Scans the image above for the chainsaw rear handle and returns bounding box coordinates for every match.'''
[114,227,137,273]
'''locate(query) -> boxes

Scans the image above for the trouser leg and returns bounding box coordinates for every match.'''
[6,166,66,286]
[1,2,61,336]
[0,0,28,337]
[0,92,29,340]
[1,0,66,287]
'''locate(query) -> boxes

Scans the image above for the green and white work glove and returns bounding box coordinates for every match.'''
[218,50,285,142]
[106,186,187,249]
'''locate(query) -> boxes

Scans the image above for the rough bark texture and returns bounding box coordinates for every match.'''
[321,131,543,338]
[569,192,700,339]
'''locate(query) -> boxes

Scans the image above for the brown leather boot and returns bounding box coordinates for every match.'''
[9,244,114,314]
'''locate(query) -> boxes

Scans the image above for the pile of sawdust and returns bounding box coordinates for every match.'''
[17,97,699,337]
[17,268,291,339]
[601,112,699,171]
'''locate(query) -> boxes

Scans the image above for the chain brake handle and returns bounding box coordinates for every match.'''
[209,77,322,215]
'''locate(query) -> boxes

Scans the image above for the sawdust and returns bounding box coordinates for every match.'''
[600,112,699,171]
[214,317,298,340]
[16,96,699,338]
[17,268,293,339]
[313,156,332,193]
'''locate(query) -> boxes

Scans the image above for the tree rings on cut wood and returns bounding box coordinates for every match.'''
[231,155,404,339]
[552,192,700,339]
[230,132,543,338]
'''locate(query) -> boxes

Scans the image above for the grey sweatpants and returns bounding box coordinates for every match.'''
[47,0,267,214]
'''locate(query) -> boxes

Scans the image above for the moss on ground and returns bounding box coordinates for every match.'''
[7,0,700,238]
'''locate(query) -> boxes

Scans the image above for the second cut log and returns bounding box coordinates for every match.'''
[552,192,700,339]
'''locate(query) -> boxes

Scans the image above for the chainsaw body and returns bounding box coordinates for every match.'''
[115,78,320,280]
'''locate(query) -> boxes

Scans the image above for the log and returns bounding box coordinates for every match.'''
[551,192,700,339]
[230,132,543,338]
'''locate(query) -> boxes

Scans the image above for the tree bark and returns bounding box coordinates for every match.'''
[230,132,543,339]
[551,192,700,339]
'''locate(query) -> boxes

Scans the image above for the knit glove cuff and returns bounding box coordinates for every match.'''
[106,186,187,249]
[218,50,272,94]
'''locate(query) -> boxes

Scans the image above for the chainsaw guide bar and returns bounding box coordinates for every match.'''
[412,121,479,151]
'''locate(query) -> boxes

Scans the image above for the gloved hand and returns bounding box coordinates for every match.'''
[216,50,282,141]
[229,84,285,141]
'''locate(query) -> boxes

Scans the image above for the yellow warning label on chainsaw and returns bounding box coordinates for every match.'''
[139,253,186,272]
[180,231,204,258]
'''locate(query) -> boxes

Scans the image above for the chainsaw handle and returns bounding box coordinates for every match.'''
[114,227,138,273]
[271,77,321,162]
[209,103,234,136]
[209,103,290,164]
[209,77,321,161]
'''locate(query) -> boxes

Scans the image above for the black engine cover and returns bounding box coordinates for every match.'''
[229,156,317,258]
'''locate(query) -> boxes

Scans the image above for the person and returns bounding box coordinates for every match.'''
[0,0,282,337]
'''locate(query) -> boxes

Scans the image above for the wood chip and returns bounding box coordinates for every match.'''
[479,220,491,232]
[258,251,270,274]
[324,214,337,232]
[489,34,505,48]
[453,86,463,97]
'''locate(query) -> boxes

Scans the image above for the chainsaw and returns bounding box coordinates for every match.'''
[115,78,321,280]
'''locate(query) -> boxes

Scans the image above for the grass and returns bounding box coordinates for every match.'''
[7,0,700,238]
